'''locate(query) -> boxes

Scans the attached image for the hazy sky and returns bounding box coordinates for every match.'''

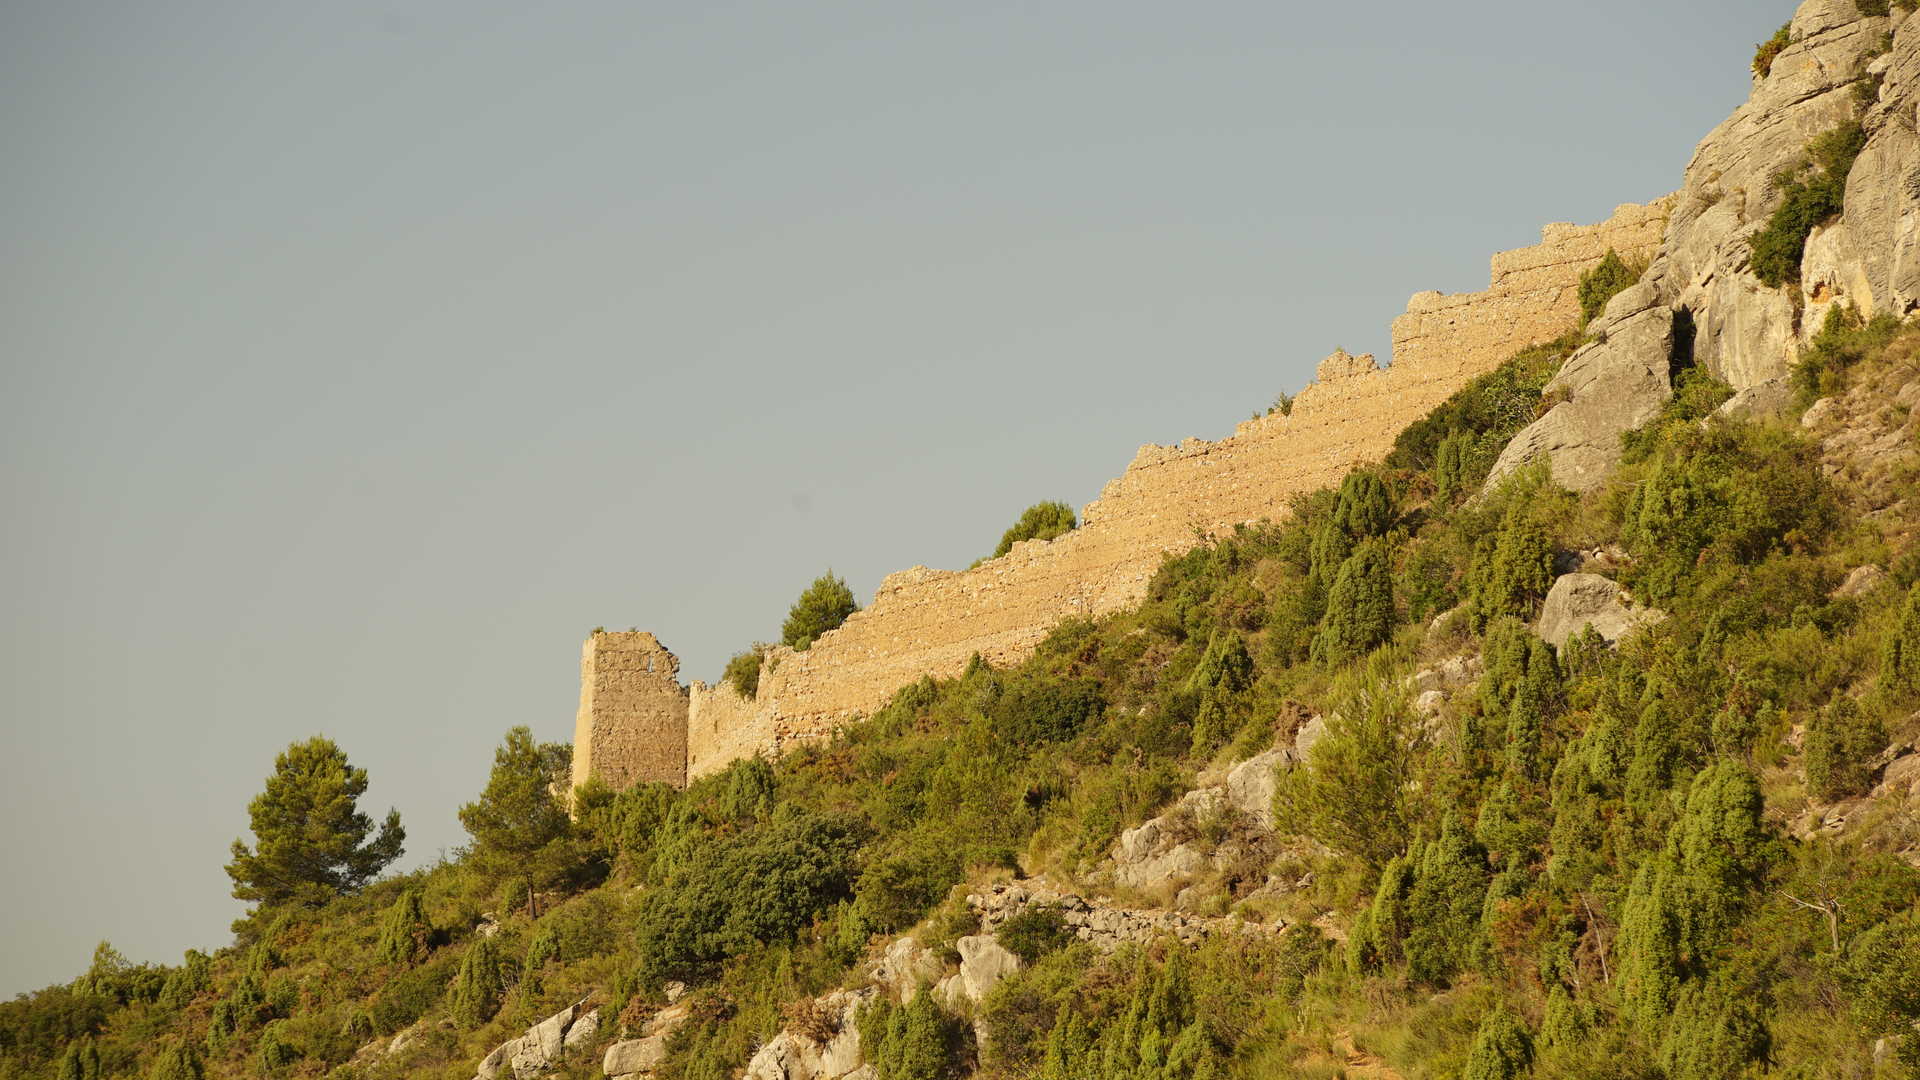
[1,0,1788,993]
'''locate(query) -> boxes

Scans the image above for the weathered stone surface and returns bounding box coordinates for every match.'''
[1833,565,1890,599]
[1535,574,1665,648]
[572,632,688,791]
[562,1008,598,1052]
[603,1002,690,1079]
[1292,714,1329,763]
[954,936,1022,1004]
[869,936,946,1002]
[1492,0,1902,495]
[477,1001,593,1080]
[1486,286,1674,492]
[740,989,873,1080]
[1223,749,1285,831]
[1718,377,1793,419]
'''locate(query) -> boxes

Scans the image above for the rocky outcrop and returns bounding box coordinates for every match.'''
[602,1003,690,1080]
[476,1000,597,1080]
[1534,573,1666,648]
[1492,0,1910,493]
[741,989,875,1080]
[1487,285,1676,490]
[867,936,946,1003]
[951,936,1023,1004]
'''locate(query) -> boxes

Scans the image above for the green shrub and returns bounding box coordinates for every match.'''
[857,993,966,1080]
[1749,122,1866,287]
[1753,23,1792,78]
[997,906,1074,964]
[722,645,767,698]
[1857,0,1891,15]
[1578,249,1642,325]
[1804,698,1887,801]
[448,938,505,1029]
[990,501,1077,561]
[1313,539,1395,662]
[1463,1006,1534,1080]
[255,1021,300,1073]
[376,888,431,967]
[783,572,859,650]
[1791,304,1902,408]
[1885,583,1920,694]
[855,845,960,933]
[145,1044,203,1080]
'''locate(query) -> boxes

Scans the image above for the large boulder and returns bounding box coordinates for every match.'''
[869,936,945,1002]
[1535,573,1665,648]
[1223,749,1285,831]
[603,1002,690,1079]
[477,1000,595,1080]
[740,989,873,1080]
[1486,285,1674,492]
[954,935,1023,1003]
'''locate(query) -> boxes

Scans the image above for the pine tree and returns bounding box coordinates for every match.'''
[377,888,431,966]
[458,727,576,917]
[449,938,505,1029]
[1333,471,1395,540]
[782,571,859,650]
[225,737,405,908]
[57,1039,101,1080]
[991,500,1077,559]
[1475,504,1556,626]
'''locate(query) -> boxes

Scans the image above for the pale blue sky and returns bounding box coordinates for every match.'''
[1,0,1788,992]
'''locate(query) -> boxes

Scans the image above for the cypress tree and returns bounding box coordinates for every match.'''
[1313,540,1395,663]
[1803,697,1886,801]
[146,1044,203,1080]
[1333,471,1395,540]
[1404,814,1492,985]
[449,938,505,1029]
[1476,504,1556,625]
[1881,582,1920,694]
[1462,1006,1534,1080]
[57,1040,101,1080]
[377,888,431,967]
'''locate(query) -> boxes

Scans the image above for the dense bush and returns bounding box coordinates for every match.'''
[722,644,768,698]
[1753,23,1792,78]
[1577,249,1641,325]
[1804,697,1887,800]
[1749,121,1866,287]
[783,572,859,650]
[996,905,1074,964]
[989,500,1077,561]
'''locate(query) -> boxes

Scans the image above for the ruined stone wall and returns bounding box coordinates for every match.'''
[687,679,769,782]
[574,197,1678,789]
[1390,197,1676,381]
[570,631,688,792]
[744,197,1676,745]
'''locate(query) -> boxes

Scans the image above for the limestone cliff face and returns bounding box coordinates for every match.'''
[1492,0,1917,491]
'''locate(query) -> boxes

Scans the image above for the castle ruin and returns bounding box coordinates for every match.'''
[569,196,1677,791]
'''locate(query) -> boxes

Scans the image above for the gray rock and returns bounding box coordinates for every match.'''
[1491,0,1901,494]
[605,1032,671,1077]
[1833,565,1890,598]
[1223,749,1284,830]
[1414,689,1448,717]
[1292,714,1329,762]
[1535,573,1665,648]
[1486,291,1673,492]
[1803,397,1839,428]
[870,936,945,1002]
[955,935,1023,1003]
[740,989,872,1080]
[562,1008,598,1052]
[1718,378,1793,419]
[603,1002,689,1079]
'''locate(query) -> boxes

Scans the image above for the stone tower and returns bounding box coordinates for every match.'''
[570,630,688,792]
